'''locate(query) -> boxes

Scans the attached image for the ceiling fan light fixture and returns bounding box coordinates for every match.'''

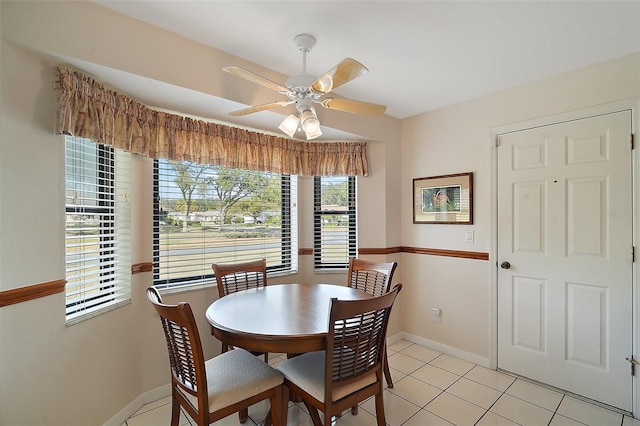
[300,108,320,133]
[304,126,323,140]
[278,113,299,137]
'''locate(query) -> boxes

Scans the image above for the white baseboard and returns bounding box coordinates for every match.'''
[104,384,171,426]
[386,331,404,345]
[392,331,491,368]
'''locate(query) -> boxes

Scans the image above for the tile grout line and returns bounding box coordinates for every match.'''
[471,377,512,426]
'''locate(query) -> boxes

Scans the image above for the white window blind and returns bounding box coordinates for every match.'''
[314,176,357,270]
[65,136,131,323]
[153,160,297,288]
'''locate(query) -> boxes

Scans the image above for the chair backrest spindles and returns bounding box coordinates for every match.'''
[347,258,398,296]
[325,283,402,392]
[212,259,267,299]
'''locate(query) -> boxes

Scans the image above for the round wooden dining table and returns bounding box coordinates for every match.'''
[205,283,372,354]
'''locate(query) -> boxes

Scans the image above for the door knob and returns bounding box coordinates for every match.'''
[500,261,511,270]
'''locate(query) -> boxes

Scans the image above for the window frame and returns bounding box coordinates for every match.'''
[64,136,131,323]
[152,160,296,288]
[313,176,357,270]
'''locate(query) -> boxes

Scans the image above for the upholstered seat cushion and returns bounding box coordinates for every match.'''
[180,348,283,412]
[277,351,377,403]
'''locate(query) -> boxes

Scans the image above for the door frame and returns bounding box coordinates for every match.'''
[489,99,640,415]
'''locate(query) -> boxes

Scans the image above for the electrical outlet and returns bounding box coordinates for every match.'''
[431,307,441,322]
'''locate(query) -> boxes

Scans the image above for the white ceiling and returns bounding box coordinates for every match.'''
[89,0,640,138]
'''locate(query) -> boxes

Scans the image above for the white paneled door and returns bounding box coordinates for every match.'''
[497,111,633,411]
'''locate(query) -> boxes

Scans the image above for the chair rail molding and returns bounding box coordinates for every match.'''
[0,279,67,307]
[299,246,489,260]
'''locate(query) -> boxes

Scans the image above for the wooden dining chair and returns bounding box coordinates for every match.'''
[212,259,269,362]
[146,287,285,426]
[276,284,402,426]
[347,258,398,297]
[347,258,398,388]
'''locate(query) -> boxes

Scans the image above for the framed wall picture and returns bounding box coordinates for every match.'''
[413,172,473,224]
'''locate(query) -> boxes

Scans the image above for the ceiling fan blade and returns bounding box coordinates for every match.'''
[310,58,369,95]
[320,98,386,116]
[229,100,293,116]
[223,67,289,93]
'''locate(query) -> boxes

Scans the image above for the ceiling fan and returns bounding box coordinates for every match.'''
[223,34,386,140]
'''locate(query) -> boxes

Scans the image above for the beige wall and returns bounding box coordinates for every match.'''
[1,1,638,424]
[399,52,640,361]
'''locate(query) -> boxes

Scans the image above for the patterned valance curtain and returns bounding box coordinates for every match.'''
[53,66,368,176]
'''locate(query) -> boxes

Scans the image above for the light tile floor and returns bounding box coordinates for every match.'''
[124,340,640,426]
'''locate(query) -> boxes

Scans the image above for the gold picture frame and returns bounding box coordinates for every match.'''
[413,172,473,224]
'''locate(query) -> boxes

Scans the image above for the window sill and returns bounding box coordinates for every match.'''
[66,299,131,326]
[157,280,216,296]
[313,269,349,274]
[156,270,300,296]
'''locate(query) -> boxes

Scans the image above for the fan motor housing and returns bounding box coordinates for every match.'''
[285,74,316,90]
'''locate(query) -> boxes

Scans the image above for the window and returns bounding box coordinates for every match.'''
[313,176,356,270]
[65,136,131,323]
[153,160,297,288]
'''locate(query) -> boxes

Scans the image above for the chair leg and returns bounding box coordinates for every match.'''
[238,408,249,424]
[323,412,333,426]
[374,392,386,426]
[383,348,394,388]
[351,405,358,415]
[268,385,286,426]
[304,401,322,426]
[170,395,180,426]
